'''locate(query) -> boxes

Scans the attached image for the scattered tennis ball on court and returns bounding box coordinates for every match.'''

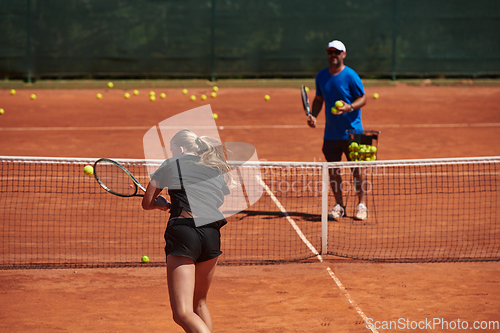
[30,94,36,100]
[141,255,149,263]
[150,95,156,101]
[213,86,219,92]
[107,82,114,88]
[335,100,344,108]
[10,89,16,95]
[124,92,130,99]
[149,91,155,96]
[211,92,217,98]
[212,113,218,120]
[182,89,188,95]
[160,93,166,99]
[0,108,4,115]
[133,90,139,96]
[83,165,94,176]
[304,86,310,92]
[373,93,379,99]
[96,93,102,99]
[201,94,207,101]
[264,94,270,101]
[190,95,196,101]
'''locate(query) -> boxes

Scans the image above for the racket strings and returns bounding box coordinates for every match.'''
[96,163,137,196]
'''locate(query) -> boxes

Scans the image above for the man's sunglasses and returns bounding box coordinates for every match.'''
[327,49,343,55]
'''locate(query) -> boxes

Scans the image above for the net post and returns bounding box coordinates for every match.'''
[321,162,329,254]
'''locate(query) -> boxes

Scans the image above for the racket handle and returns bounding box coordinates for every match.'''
[156,196,171,211]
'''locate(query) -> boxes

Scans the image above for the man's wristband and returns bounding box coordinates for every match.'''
[349,104,354,112]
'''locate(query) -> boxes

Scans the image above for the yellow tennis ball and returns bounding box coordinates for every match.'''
[304,86,310,92]
[335,100,344,108]
[141,255,149,263]
[160,93,166,99]
[212,113,218,120]
[124,92,130,99]
[201,94,207,100]
[149,91,155,96]
[30,94,36,100]
[190,95,196,101]
[0,108,4,115]
[150,95,156,101]
[211,92,217,98]
[331,107,338,114]
[182,89,188,95]
[373,93,379,99]
[133,89,139,96]
[264,94,270,101]
[83,165,94,176]
[107,82,114,88]
[213,86,219,92]
[96,93,102,99]
[10,89,16,95]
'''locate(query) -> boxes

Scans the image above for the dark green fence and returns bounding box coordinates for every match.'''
[1,0,499,80]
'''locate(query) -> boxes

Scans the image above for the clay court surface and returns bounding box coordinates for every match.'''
[1,82,500,332]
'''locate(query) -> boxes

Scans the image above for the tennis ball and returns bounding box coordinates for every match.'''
[212,113,218,120]
[107,82,114,88]
[30,94,36,100]
[213,86,219,92]
[373,93,379,99]
[141,255,149,263]
[335,100,344,108]
[190,95,196,101]
[124,92,130,99]
[83,165,94,176]
[150,95,156,101]
[0,108,4,115]
[304,86,310,92]
[201,94,207,101]
[331,107,338,114]
[133,90,139,96]
[10,89,16,95]
[160,93,166,99]
[96,93,102,99]
[211,92,217,98]
[264,95,270,101]
[182,89,188,95]
[149,91,155,96]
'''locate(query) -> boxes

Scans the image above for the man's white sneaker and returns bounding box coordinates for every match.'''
[355,203,368,220]
[330,204,345,219]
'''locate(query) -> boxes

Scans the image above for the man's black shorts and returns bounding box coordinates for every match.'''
[322,139,351,162]
[164,218,224,263]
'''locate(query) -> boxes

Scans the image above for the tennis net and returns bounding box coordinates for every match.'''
[1,156,499,269]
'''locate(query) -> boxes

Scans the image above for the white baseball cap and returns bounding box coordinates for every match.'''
[327,40,346,52]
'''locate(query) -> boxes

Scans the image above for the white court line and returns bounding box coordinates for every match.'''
[1,123,500,131]
[257,175,379,333]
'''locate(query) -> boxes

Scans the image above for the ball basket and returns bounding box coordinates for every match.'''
[347,130,381,161]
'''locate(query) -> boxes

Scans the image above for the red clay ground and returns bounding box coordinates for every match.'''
[1,83,499,332]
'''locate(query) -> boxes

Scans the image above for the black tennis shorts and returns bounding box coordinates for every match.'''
[164,218,224,263]
[322,139,351,162]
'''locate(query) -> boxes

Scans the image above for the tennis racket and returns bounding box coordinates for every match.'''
[301,85,313,120]
[93,158,146,197]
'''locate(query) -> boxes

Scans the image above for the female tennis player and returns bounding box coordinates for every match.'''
[142,129,233,333]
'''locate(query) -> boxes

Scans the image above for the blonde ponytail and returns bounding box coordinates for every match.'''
[170,130,234,187]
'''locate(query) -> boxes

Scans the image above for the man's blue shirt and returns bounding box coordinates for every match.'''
[315,66,365,140]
